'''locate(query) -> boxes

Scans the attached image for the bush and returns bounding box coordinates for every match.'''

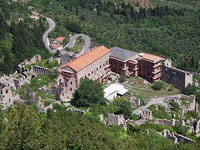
[169,102,180,112]
[152,81,165,91]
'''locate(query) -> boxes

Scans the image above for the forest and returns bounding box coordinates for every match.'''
[1,103,200,150]
[0,0,50,75]
[30,0,200,72]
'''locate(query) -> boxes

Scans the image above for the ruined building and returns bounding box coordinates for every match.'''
[162,59,193,91]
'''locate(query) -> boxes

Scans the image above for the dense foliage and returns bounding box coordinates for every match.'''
[1,104,200,149]
[0,0,50,75]
[71,78,106,107]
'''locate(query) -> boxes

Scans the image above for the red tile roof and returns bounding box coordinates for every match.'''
[140,53,163,63]
[50,44,61,50]
[60,46,110,72]
[55,37,65,42]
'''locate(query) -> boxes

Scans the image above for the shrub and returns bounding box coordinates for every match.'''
[152,81,165,91]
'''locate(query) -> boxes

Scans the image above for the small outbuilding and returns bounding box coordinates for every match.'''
[104,83,128,101]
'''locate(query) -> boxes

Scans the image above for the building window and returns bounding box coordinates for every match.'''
[100,65,102,68]
[88,73,90,76]
[70,81,72,85]
[6,89,8,94]
[70,88,72,91]
[96,68,98,71]
[92,71,93,74]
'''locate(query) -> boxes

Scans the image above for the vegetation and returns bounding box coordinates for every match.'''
[17,73,56,100]
[169,101,180,112]
[152,81,165,91]
[2,103,200,149]
[184,84,200,110]
[149,105,172,120]
[33,59,60,69]
[0,0,51,75]
[71,78,106,107]
[123,77,180,103]
[114,98,133,119]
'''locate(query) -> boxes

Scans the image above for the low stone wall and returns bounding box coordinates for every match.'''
[163,130,193,144]
[155,119,180,127]
[33,65,51,75]
[67,107,86,115]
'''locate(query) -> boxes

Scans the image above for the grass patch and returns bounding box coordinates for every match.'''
[123,77,180,104]
[149,105,172,120]
[33,59,60,69]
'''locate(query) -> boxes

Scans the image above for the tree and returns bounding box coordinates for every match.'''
[114,98,132,119]
[0,104,43,149]
[71,78,106,107]
[184,84,197,95]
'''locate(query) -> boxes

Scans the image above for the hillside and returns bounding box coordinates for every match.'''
[124,0,153,8]
[0,0,50,75]
[30,0,200,72]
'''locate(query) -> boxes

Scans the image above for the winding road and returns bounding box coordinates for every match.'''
[42,16,91,54]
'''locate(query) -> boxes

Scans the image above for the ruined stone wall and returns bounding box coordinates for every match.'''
[155,119,180,127]
[162,66,193,91]
[107,113,126,126]
[33,65,51,75]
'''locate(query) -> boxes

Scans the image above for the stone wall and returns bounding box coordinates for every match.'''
[60,52,110,99]
[155,119,180,127]
[141,109,153,120]
[163,130,193,144]
[107,113,126,128]
[33,65,51,75]
[37,98,53,113]
[66,107,86,115]
[76,52,110,85]
[162,59,193,91]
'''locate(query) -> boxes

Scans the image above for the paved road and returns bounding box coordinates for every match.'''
[42,17,56,53]
[43,16,91,54]
[133,94,180,115]
[65,34,91,53]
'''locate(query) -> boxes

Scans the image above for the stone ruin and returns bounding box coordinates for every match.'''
[60,51,77,65]
[129,97,140,108]
[23,54,41,66]
[107,113,127,129]
[165,94,196,116]
[163,129,193,144]
[162,59,193,91]
[141,109,153,120]
[0,75,19,109]
[33,65,51,75]
[195,119,200,137]
[66,107,86,115]
[37,97,53,113]
[155,119,180,127]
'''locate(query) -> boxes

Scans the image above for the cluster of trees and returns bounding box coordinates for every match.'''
[0,1,50,75]
[71,78,106,107]
[1,103,200,149]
